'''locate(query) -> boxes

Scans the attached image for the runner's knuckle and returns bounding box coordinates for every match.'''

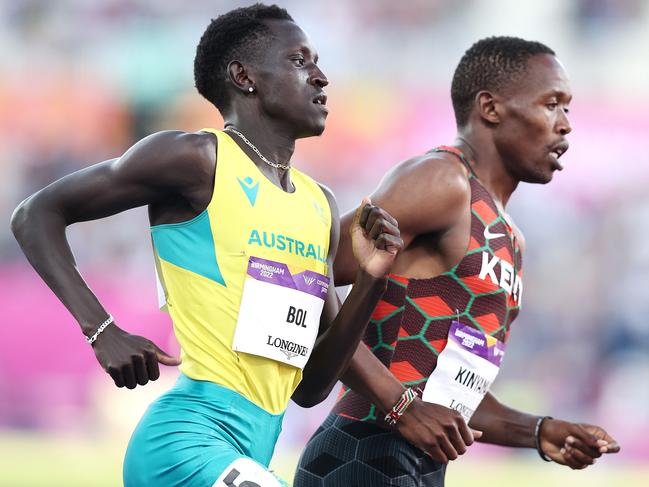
[444,423,457,435]
[421,440,434,451]
[443,417,457,428]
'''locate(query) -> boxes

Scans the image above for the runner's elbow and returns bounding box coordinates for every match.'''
[11,193,60,243]
[292,386,329,408]
[294,396,325,408]
[10,197,32,242]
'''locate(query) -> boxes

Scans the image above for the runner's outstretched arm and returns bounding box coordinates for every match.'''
[11,131,215,389]
[341,342,482,464]
[339,156,486,465]
[292,189,403,407]
[322,156,484,463]
[470,392,620,469]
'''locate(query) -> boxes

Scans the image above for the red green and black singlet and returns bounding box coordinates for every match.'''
[333,146,523,423]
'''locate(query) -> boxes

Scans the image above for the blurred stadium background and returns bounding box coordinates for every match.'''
[1,0,648,485]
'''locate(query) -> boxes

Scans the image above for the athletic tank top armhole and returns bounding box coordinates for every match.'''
[408,214,474,281]
[147,130,219,230]
[199,128,224,211]
[303,176,332,219]
[391,148,478,282]
[427,146,476,276]
[150,208,209,230]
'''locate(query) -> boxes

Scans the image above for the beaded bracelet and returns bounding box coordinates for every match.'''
[85,315,114,344]
[384,387,421,426]
[534,415,553,462]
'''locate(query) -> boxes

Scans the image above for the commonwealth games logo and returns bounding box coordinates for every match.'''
[303,275,316,286]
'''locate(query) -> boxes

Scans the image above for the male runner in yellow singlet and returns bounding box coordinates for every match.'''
[11,4,403,486]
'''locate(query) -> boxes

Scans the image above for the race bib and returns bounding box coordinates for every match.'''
[213,458,285,487]
[232,256,329,369]
[421,321,505,422]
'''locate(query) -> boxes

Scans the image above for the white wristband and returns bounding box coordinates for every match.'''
[86,315,114,344]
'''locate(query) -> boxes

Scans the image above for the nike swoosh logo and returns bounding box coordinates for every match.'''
[484,226,506,240]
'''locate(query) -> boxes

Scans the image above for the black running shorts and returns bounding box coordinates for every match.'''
[294,414,446,487]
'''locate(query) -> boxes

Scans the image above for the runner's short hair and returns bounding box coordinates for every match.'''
[451,36,555,127]
[194,3,293,111]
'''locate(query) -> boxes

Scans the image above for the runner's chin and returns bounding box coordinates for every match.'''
[302,105,328,137]
[310,113,327,137]
[522,165,554,184]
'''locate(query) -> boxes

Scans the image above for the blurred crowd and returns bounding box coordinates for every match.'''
[1,0,648,463]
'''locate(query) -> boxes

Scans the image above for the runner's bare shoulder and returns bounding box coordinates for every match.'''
[371,151,471,235]
[117,130,217,187]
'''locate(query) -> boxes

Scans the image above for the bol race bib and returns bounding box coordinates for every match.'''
[421,321,505,422]
[232,256,329,369]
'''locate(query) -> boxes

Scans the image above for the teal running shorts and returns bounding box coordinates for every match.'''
[123,374,289,486]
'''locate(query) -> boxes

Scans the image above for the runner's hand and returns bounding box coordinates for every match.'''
[350,197,403,279]
[91,323,181,389]
[539,419,620,469]
[395,398,482,464]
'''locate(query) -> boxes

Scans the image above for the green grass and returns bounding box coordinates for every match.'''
[0,433,645,486]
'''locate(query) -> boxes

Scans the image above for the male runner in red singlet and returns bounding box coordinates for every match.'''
[295,36,620,487]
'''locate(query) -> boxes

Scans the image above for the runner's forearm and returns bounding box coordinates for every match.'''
[11,195,109,334]
[341,342,406,413]
[293,269,387,407]
[470,392,536,448]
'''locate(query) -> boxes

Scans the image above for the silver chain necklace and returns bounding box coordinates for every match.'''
[227,128,290,171]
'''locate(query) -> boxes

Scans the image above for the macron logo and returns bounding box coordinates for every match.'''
[237,176,259,207]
